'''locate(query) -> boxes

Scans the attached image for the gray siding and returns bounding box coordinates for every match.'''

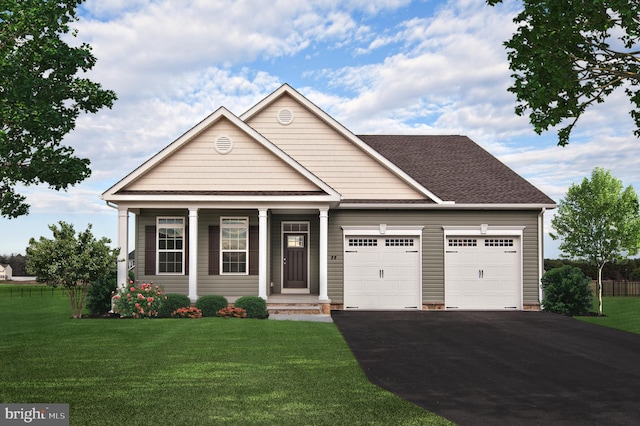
[328,209,542,306]
[135,208,542,307]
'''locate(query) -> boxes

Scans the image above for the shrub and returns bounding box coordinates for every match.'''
[172,307,202,318]
[86,268,117,316]
[195,295,228,317]
[217,307,247,318]
[112,282,164,318]
[233,296,269,319]
[541,265,593,315]
[157,293,192,318]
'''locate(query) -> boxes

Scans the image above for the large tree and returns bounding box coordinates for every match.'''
[26,221,119,318]
[550,168,640,315]
[1,0,116,218]
[487,0,640,146]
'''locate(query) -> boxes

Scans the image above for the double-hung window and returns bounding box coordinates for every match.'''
[157,217,185,274]
[221,217,248,274]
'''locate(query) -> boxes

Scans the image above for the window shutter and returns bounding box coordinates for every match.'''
[249,226,259,275]
[145,226,156,276]
[208,226,219,275]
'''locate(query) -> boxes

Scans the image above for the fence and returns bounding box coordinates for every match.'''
[599,281,640,297]
[0,286,66,298]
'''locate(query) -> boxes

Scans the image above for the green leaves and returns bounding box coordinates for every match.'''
[488,0,640,145]
[1,0,117,218]
[25,221,119,318]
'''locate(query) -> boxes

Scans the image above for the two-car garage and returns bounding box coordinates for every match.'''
[342,225,524,311]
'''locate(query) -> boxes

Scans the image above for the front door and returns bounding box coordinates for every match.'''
[283,233,309,293]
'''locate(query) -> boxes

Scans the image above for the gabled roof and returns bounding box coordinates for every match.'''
[241,84,444,204]
[102,106,341,202]
[358,135,556,206]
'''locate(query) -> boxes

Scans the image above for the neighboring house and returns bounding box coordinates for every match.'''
[102,84,556,311]
[128,250,135,271]
[0,264,12,281]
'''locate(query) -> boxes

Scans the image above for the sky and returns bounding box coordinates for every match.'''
[2,0,639,260]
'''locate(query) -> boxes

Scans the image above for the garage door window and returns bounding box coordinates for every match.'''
[448,238,477,247]
[485,239,514,247]
[385,238,414,247]
[348,238,378,247]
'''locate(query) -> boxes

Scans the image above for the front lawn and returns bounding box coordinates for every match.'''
[0,285,450,425]
[576,296,640,334]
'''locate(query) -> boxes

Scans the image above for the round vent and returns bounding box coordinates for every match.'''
[215,136,233,154]
[277,108,294,125]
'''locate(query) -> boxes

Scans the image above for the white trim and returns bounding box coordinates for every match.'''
[319,209,329,301]
[442,225,526,237]
[339,202,556,210]
[240,84,444,204]
[117,208,129,288]
[258,209,268,300]
[341,225,424,236]
[188,208,198,301]
[281,221,311,294]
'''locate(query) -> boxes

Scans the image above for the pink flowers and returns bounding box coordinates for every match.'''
[112,281,163,319]
[217,307,247,318]
[172,307,202,318]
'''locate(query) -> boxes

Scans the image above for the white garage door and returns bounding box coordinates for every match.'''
[343,236,421,310]
[445,237,521,310]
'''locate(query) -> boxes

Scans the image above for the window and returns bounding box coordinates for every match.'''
[385,238,414,247]
[349,238,378,247]
[157,217,184,274]
[221,217,248,274]
[485,239,514,247]
[448,238,477,247]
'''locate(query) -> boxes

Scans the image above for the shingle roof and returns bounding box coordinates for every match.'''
[358,135,555,205]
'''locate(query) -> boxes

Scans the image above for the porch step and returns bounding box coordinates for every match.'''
[267,303,323,315]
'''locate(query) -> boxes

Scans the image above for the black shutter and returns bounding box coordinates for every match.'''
[145,226,156,275]
[208,226,220,275]
[249,226,259,275]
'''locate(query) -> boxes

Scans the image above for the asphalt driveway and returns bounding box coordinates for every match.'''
[331,311,640,426]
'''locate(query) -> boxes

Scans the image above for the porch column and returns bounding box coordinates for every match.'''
[188,208,199,302]
[319,208,329,301]
[117,207,129,289]
[258,209,268,300]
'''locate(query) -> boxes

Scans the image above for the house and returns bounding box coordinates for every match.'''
[102,84,556,312]
[0,264,12,281]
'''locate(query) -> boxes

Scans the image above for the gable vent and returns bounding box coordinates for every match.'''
[277,108,294,125]
[215,136,233,154]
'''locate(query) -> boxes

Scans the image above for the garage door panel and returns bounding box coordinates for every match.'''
[344,236,421,310]
[445,237,521,310]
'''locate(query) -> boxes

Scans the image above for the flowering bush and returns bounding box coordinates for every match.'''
[217,306,247,318]
[112,281,164,318]
[172,307,202,318]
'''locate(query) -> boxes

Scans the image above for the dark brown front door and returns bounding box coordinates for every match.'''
[283,233,308,290]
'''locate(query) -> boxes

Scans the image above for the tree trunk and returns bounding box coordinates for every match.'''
[597,264,604,316]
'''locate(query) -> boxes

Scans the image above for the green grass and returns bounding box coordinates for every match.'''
[576,296,640,334]
[0,285,450,425]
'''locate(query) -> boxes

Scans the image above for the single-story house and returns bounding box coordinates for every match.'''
[102,84,556,311]
[0,264,12,281]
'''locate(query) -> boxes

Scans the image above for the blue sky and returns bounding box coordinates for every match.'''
[2,0,639,259]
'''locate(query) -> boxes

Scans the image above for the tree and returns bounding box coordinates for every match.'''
[550,168,640,315]
[26,221,119,318]
[1,0,117,218]
[487,0,640,146]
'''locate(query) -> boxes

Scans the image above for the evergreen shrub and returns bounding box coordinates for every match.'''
[195,295,228,317]
[233,296,269,319]
[541,265,593,315]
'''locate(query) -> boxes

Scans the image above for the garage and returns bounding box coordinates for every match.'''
[444,235,522,310]
[343,232,422,310]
